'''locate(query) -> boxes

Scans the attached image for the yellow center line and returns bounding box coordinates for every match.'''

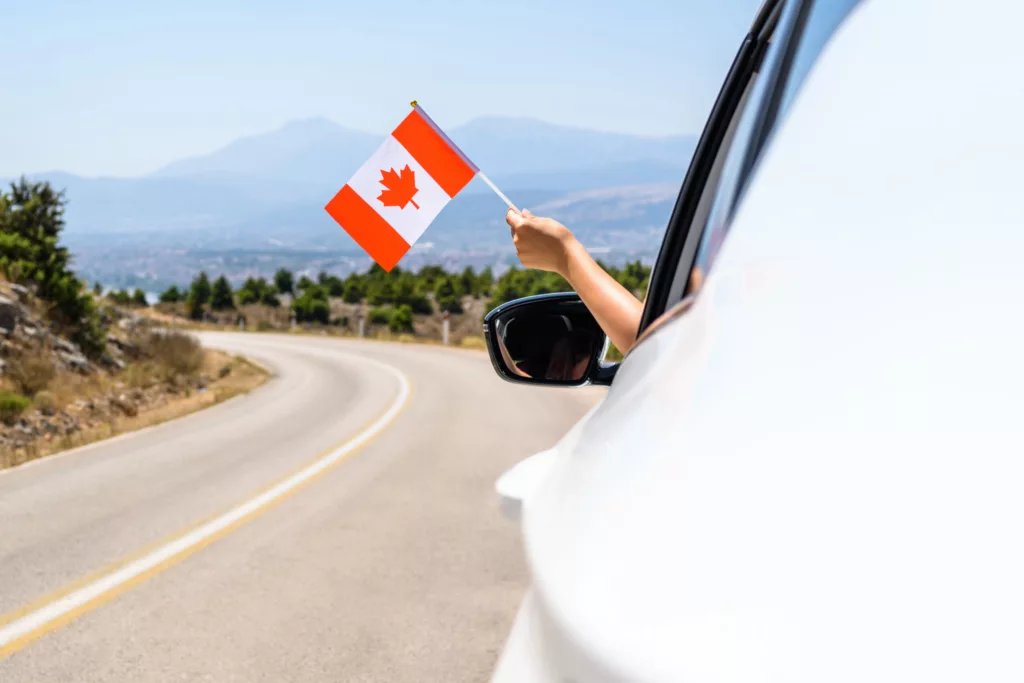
[0,359,413,660]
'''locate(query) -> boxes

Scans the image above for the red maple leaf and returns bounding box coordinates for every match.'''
[377,164,420,209]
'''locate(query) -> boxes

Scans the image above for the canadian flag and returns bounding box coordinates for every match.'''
[325,104,478,271]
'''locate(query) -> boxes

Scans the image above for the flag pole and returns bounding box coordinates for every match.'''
[477,172,518,213]
[409,100,519,213]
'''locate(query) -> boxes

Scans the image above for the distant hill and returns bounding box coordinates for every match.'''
[150,118,380,185]
[148,116,695,189]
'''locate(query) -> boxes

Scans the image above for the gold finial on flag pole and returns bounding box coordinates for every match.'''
[410,100,418,109]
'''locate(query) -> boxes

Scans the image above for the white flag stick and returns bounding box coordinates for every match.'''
[478,172,519,213]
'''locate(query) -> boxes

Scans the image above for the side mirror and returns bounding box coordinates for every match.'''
[483,292,618,387]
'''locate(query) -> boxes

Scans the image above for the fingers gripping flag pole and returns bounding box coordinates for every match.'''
[325,100,517,271]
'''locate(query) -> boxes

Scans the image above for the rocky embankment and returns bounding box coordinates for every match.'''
[0,281,259,467]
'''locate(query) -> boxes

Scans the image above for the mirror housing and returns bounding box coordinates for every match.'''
[483,292,618,387]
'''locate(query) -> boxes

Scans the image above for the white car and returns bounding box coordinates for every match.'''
[483,0,1024,680]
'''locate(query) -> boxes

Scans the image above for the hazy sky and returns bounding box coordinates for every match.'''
[1,0,760,178]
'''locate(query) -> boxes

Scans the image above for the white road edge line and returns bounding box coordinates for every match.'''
[0,358,411,650]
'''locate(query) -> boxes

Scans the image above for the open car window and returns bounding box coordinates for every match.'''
[688,0,864,293]
[637,0,866,342]
[637,0,785,333]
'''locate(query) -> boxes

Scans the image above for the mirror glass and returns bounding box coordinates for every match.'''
[492,302,604,384]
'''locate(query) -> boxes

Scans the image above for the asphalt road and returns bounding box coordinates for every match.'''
[0,333,603,682]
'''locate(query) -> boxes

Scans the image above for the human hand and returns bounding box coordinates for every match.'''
[506,209,577,276]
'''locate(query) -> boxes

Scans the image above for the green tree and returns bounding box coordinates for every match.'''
[316,272,344,297]
[92,281,103,297]
[0,178,105,355]
[131,288,149,307]
[393,272,432,314]
[434,276,463,314]
[292,285,329,324]
[366,277,395,306]
[477,266,494,297]
[416,265,446,290]
[190,272,211,306]
[457,266,478,298]
[186,271,212,320]
[159,285,182,303]
[296,274,315,292]
[274,268,294,296]
[210,275,235,310]
[236,277,279,307]
[388,304,414,333]
[342,280,364,304]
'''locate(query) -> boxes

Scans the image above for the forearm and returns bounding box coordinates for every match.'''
[560,238,643,354]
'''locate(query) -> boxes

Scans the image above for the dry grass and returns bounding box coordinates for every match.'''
[139,330,204,381]
[8,354,57,397]
[0,349,270,470]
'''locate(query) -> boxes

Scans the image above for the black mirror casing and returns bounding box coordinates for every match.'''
[483,292,619,387]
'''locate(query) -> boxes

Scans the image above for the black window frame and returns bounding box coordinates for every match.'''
[637,0,864,339]
[638,0,790,334]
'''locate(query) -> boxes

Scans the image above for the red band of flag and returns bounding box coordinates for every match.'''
[393,109,477,198]
[325,185,410,272]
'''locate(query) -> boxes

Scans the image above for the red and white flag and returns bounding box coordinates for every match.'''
[325,104,480,271]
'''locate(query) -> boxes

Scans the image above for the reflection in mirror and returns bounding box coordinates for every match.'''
[494,306,602,383]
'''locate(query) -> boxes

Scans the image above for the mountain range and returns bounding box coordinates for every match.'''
[6,116,694,286]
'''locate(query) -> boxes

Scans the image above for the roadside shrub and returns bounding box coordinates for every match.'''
[9,354,56,396]
[256,320,275,332]
[388,304,414,333]
[367,307,391,325]
[142,331,203,381]
[0,391,31,425]
[33,390,57,414]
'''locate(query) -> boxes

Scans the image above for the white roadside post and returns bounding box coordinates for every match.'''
[442,311,450,346]
[358,315,365,338]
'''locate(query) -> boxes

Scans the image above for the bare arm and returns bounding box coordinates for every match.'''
[506,209,644,354]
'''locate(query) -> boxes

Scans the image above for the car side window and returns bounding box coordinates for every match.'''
[687,0,863,290]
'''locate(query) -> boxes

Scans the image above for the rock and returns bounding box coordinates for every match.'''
[100,354,125,371]
[0,358,6,375]
[8,284,30,301]
[38,405,56,417]
[0,295,20,333]
[107,335,140,360]
[59,351,91,374]
[111,394,138,417]
[21,325,39,339]
[117,316,143,333]
[52,337,80,355]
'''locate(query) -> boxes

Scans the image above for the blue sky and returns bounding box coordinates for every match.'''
[0,0,760,177]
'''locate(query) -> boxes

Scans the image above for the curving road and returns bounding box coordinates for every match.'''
[0,333,603,682]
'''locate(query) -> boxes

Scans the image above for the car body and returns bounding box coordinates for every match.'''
[486,0,1024,680]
